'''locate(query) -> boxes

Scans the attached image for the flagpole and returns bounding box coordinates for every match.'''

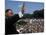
[21,2,25,14]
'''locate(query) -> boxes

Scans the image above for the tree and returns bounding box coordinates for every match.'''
[33,9,44,18]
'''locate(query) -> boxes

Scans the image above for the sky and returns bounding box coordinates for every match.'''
[5,0,44,14]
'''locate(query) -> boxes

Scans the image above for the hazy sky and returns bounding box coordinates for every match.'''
[5,0,44,14]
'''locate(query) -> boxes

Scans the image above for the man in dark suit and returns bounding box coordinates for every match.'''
[5,9,24,35]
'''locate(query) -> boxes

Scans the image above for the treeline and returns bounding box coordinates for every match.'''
[23,9,44,19]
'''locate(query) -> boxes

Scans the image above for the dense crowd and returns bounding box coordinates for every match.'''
[15,19,44,33]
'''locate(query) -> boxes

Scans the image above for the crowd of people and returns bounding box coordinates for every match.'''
[16,19,44,33]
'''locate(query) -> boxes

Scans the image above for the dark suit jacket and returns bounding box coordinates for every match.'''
[5,14,20,35]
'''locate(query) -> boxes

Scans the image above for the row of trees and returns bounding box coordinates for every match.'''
[23,9,44,19]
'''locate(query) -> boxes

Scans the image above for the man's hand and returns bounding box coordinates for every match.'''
[18,11,23,18]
